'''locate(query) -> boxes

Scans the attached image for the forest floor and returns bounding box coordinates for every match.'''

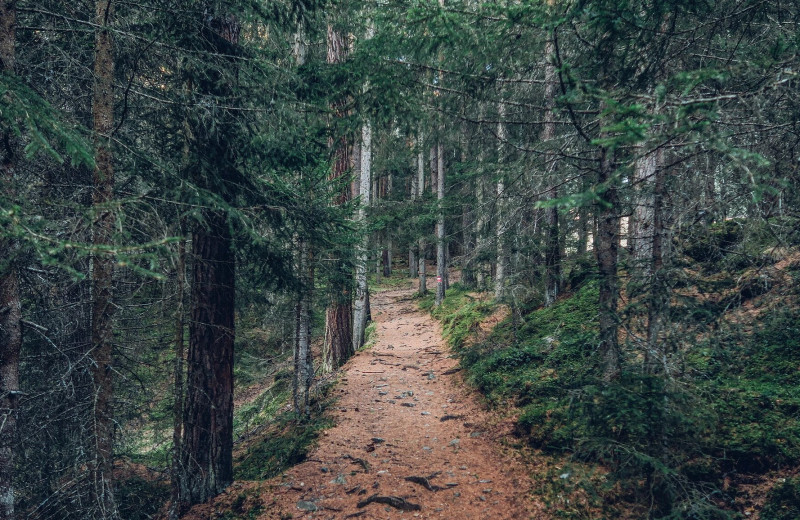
[246,283,543,520]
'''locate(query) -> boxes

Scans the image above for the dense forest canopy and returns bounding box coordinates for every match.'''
[1,0,798,518]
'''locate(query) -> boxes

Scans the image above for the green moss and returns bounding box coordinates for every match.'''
[234,408,334,481]
[762,477,800,520]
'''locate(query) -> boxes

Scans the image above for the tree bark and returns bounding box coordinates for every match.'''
[645,153,668,375]
[168,231,186,520]
[90,1,117,516]
[181,211,235,507]
[417,138,427,295]
[353,120,372,352]
[596,148,621,383]
[294,238,314,416]
[409,152,418,278]
[436,142,446,306]
[178,7,239,512]
[542,39,561,306]
[323,22,354,371]
[0,2,20,518]
[494,99,507,301]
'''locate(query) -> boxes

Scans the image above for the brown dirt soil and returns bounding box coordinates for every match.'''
[242,284,541,520]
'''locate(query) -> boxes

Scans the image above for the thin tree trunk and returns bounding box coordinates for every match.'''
[475,176,487,290]
[494,99,506,301]
[417,137,427,295]
[294,238,313,416]
[460,116,476,289]
[596,148,621,383]
[542,39,560,306]
[384,174,393,277]
[436,142,446,306]
[291,21,314,418]
[409,154,418,278]
[645,151,668,375]
[90,1,117,516]
[0,2,20,517]
[630,151,659,280]
[353,120,372,352]
[168,230,186,520]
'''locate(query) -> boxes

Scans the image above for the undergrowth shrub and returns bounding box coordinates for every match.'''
[426,277,800,518]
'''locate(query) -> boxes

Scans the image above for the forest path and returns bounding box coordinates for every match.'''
[259,284,538,519]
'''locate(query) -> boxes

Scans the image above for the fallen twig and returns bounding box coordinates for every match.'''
[356,494,422,511]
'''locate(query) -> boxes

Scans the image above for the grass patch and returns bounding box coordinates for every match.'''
[233,369,293,439]
[234,384,335,481]
[424,277,800,518]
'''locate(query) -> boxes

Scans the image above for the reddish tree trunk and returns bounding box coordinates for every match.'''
[323,23,354,371]
[181,211,235,508]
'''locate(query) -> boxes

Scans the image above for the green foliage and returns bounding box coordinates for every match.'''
[0,72,94,168]
[761,477,800,520]
[695,306,800,471]
[425,276,800,517]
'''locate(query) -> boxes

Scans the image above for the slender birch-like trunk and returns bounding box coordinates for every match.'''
[353,120,372,351]
[494,98,507,301]
[417,137,427,295]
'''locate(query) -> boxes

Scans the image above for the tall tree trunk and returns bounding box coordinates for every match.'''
[494,99,507,301]
[294,238,314,416]
[542,39,561,306]
[323,23,353,371]
[0,2,20,518]
[630,150,660,280]
[291,21,314,419]
[168,231,186,520]
[181,211,235,508]
[645,153,668,375]
[460,117,476,289]
[436,142,446,306]
[409,151,418,278]
[178,8,239,512]
[353,120,372,352]
[90,1,117,516]
[417,138,427,295]
[475,176,488,290]
[596,148,621,383]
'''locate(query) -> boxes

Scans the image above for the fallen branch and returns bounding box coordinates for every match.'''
[404,474,444,492]
[356,495,421,511]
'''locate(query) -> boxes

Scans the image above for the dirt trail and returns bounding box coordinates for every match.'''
[259,285,536,519]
